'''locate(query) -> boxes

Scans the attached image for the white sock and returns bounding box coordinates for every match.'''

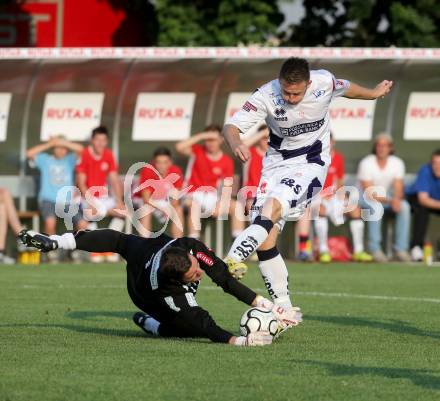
[188,232,200,239]
[144,316,160,336]
[50,233,76,250]
[87,221,98,230]
[315,216,329,253]
[258,253,292,308]
[227,223,271,262]
[109,217,125,232]
[350,219,365,254]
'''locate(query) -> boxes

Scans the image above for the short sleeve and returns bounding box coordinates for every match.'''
[413,165,431,193]
[34,153,48,170]
[223,156,234,178]
[76,149,87,174]
[107,150,118,173]
[173,166,184,190]
[330,73,350,98]
[66,152,77,169]
[394,157,405,179]
[336,153,345,179]
[357,157,371,182]
[226,89,268,134]
[191,144,205,156]
[138,165,157,195]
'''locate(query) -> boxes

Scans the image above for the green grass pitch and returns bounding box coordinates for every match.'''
[1,262,439,401]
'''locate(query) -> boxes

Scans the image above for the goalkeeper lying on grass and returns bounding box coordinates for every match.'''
[19,229,301,346]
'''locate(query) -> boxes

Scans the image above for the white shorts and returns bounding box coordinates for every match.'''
[151,199,171,223]
[321,196,345,226]
[188,190,218,216]
[132,198,174,223]
[250,161,328,231]
[82,196,117,220]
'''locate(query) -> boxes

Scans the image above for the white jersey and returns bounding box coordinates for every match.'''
[227,69,350,167]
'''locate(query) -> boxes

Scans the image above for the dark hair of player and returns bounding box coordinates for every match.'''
[432,149,440,158]
[91,125,109,138]
[258,124,268,132]
[159,247,192,281]
[203,124,222,133]
[153,147,172,158]
[279,57,310,84]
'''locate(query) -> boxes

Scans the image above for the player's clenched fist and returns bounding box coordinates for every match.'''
[373,80,393,99]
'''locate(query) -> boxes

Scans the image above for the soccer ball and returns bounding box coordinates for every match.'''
[239,307,279,336]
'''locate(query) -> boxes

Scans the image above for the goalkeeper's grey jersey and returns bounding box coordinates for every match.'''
[227,69,350,166]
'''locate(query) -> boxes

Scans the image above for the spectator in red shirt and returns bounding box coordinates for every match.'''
[314,135,372,263]
[134,147,184,238]
[176,124,244,241]
[76,126,126,262]
[242,125,269,211]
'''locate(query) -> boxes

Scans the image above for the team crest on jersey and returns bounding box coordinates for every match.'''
[274,107,287,121]
[269,92,286,106]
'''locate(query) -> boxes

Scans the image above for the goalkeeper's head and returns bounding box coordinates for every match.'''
[160,247,204,283]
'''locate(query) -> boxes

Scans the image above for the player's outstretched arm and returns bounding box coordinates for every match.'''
[165,296,272,346]
[344,80,393,100]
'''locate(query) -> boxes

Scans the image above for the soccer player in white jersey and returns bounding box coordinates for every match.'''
[223,57,393,315]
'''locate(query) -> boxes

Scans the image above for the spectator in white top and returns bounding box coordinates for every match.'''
[357,133,411,262]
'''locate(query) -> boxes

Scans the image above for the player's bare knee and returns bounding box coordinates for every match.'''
[261,197,283,222]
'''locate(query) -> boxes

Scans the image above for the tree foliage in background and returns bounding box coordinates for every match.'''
[283,0,440,47]
[155,0,284,46]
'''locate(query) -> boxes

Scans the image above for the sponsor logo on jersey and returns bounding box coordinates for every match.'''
[312,89,325,98]
[196,252,214,266]
[274,107,288,121]
[279,118,325,137]
[242,101,257,112]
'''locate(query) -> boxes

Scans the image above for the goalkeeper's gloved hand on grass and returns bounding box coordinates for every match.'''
[18,229,58,252]
[255,295,302,328]
[233,331,273,347]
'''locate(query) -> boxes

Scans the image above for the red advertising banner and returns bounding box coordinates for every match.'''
[0,1,58,47]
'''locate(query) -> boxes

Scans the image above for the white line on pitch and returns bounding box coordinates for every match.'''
[17,284,440,304]
[201,286,440,304]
